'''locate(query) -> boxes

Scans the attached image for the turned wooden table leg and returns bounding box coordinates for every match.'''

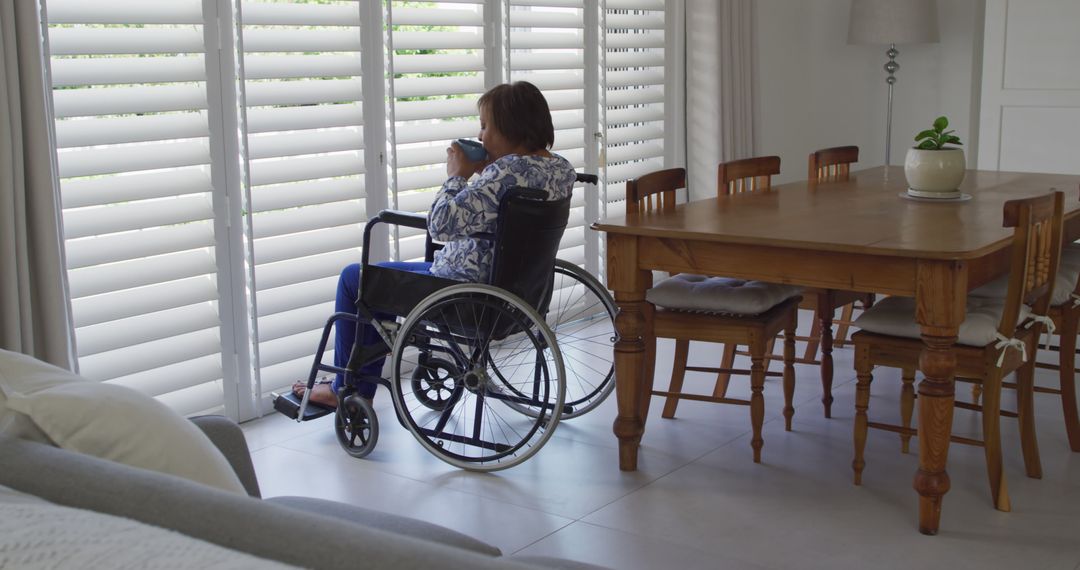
[613,294,647,471]
[915,331,957,535]
[608,233,652,472]
[818,290,836,418]
[913,260,965,535]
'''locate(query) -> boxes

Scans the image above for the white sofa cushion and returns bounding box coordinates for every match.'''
[854,295,1031,347]
[646,274,801,315]
[0,349,81,443]
[0,349,246,495]
[0,485,298,569]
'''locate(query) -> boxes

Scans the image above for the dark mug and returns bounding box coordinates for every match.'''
[455,138,488,162]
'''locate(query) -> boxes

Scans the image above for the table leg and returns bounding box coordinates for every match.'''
[913,261,965,535]
[914,330,957,534]
[607,233,653,472]
[818,290,835,418]
[613,291,647,471]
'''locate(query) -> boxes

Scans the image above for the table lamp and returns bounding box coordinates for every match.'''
[847,0,939,165]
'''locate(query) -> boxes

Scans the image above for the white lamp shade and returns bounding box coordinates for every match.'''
[847,0,940,46]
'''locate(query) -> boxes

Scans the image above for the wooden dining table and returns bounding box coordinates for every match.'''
[592,165,1080,535]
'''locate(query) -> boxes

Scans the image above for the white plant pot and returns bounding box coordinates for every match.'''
[904,148,966,198]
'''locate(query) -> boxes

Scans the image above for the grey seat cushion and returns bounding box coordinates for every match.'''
[855,295,1031,347]
[0,437,567,570]
[646,274,802,315]
[969,267,1080,307]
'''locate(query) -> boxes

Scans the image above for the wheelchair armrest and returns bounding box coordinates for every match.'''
[376,209,429,230]
[362,211,430,268]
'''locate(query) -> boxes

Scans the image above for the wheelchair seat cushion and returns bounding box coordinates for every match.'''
[646,274,802,315]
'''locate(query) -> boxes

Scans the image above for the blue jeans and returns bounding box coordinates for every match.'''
[334,261,433,398]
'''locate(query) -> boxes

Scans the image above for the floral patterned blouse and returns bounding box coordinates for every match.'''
[428,153,576,282]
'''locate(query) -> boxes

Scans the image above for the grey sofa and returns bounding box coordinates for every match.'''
[0,415,601,570]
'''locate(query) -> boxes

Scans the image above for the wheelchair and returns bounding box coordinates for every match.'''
[272,174,616,471]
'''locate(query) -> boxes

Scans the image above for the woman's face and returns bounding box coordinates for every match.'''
[478,105,513,160]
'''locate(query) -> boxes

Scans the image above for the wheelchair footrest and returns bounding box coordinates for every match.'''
[272,391,334,422]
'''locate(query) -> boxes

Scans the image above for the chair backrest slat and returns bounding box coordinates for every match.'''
[717,156,781,196]
[808,146,859,183]
[998,191,1065,335]
[626,168,686,215]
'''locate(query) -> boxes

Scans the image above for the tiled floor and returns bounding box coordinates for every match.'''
[243,312,1080,570]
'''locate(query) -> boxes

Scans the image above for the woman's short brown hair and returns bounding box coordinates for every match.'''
[478,81,555,152]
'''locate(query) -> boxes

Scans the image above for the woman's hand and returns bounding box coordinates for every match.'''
[446,143,488,178]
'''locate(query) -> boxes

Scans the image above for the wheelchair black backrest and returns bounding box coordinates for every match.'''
[487,186,572,315]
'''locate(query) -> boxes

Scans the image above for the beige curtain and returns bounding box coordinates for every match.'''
[685,0,755,200]
[0,0,76,370]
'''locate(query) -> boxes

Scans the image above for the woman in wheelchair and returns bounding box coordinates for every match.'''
[293,81,577,409]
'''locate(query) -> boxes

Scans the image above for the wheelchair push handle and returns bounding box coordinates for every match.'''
[575,173,598,186]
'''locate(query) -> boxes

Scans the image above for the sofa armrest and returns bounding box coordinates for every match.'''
[267,495,501,557]
[189,415,261,498]
[0,437,558,570]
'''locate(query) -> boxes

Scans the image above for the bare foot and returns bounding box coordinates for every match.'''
[292,381,338,409]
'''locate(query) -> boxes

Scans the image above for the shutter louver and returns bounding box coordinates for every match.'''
[509,0,588,265]
[47,0,228,415]
[388,1,488,262]
[604,0,666,206]
[238,0,368,394]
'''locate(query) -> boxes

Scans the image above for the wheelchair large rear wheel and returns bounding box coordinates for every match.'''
[491,260,616,419]
[391,284,565,471]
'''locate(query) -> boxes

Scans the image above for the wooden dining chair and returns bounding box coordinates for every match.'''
[852,190,1064,512]
[630,167,802,462]
[1036,246,1080,452]
[798,146,875,417]
[969,243,1080,453]
[717,155,781,195]
[713,156,783,397]
[808,145,859,182]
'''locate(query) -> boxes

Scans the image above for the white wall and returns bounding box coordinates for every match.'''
[752,0,985,186]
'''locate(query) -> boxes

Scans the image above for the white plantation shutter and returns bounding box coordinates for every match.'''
[46,0,237,416]
[603,0,667,208]
[508,0,598,271]
[387,0,492,262]
[42,0,683,419]
[237,0,371,399]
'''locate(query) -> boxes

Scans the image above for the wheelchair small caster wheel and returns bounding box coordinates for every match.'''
[335,393,378,458]
[411,357,461,411]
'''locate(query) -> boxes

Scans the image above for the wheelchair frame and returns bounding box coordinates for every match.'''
[273,174,616,471]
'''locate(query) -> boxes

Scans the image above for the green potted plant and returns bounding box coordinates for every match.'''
[904,116,966,199]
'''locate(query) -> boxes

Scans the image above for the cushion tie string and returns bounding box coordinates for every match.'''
[993,333,1027,368]
[1024,314,1057,350]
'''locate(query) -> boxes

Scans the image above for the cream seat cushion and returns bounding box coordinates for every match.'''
[854,295,1031,348]
[1062,243,1080,268]
[969,265,1080,307]
[646,274,802,315]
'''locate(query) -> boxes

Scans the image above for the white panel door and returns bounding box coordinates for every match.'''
[978,0,1080,174]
